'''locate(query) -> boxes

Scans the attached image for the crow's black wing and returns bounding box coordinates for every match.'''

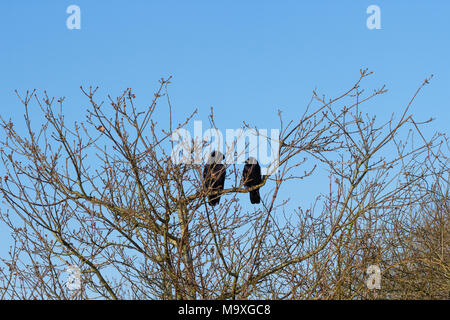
[242,163,251,187]
[204,150,225,206]
[243,162,262,204]
[215,164,226,190]
[251,163,262,185]
[204,164,226,206]
[243,163,262,187]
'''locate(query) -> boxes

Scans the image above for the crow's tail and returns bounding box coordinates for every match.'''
[250,189,260,204]
[208,194,221,206]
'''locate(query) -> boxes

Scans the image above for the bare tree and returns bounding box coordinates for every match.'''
[0,69,448,299]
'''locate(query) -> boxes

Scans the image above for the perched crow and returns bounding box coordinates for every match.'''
[203,151,226,206]
[242,157,262,204]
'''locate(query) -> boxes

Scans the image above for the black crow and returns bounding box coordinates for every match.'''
[203,151,226,206]
[242,157,262,204]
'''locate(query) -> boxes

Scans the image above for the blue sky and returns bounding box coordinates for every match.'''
[1,0,449,132]
[0,1,449,270]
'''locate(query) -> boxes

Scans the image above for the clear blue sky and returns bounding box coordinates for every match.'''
[1,0,449,132]
[0,1,449,265]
